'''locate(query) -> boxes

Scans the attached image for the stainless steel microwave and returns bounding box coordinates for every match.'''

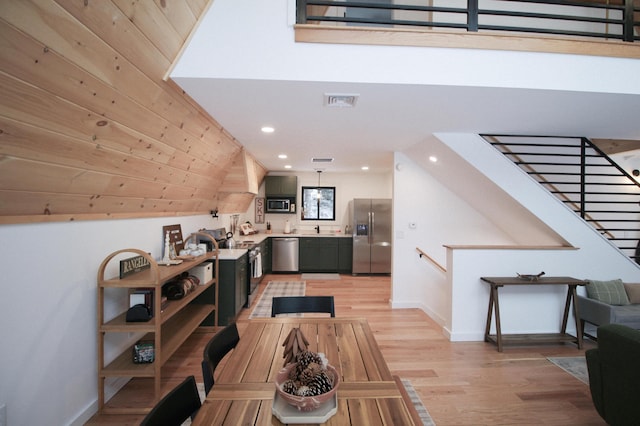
[266,198,293,213]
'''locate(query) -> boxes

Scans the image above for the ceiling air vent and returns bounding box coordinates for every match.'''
[324,93,359,108]
[312,157,334,163]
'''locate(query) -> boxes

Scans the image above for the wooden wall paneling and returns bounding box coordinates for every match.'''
[0,158,213,206]
[0,117,192,185]
[215,192,257,214]
[163,78,243,163]
[0,71,230,182]
[54,0,222,148]
[0,190,209,216]
[111,0,183,61]
[185,0,211,19]
[0,20,236,176]
[53,1,222,146]
[0,4,232,168]
[1,0,127,86]
[155,0,200,41]
[0,0,250,222]
[219,149,257,194]
[54,0,172,79]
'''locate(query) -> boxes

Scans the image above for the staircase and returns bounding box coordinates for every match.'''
[485,135,640,263]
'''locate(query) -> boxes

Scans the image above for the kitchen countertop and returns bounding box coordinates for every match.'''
[217,248,251,260]
[238,232,349,241]
[215,232,351,260]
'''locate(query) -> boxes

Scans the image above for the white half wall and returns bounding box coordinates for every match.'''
[392,134,640,342]
[391,150,516,325]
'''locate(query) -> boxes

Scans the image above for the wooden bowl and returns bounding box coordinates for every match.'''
[275,363,340,412]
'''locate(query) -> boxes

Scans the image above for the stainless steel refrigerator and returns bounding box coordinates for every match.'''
[351,198,392,274]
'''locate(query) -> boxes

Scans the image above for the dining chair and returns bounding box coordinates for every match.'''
[201,322,240,395]
[139,375,201,426]
[271,296,335,317]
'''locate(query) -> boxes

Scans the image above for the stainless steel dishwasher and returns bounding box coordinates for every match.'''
[272,237,299,272]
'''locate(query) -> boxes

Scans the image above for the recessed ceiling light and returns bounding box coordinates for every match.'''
[284,165,292,169]
[429,156,438,163]
[278,154,287,159]
[361,166,369,171]
[261,126,275,133]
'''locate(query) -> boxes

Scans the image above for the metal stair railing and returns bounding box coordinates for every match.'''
[483,135,640,263]
[297,0,640,43]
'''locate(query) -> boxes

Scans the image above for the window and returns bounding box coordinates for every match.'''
[301,186,336,220]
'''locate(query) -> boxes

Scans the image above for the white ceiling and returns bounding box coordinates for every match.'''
[175,77,640,173]
[171,0,640,174]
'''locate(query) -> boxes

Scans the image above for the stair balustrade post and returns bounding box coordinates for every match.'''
[297,0,307,25]
[580,138,587,219]
[467,0,478,32]
[624,0,634,42]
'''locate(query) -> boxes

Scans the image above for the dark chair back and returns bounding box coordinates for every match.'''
[585,323,640,425]
[201,323,240,395]
[271,296,335,317]
[140,375,201,426]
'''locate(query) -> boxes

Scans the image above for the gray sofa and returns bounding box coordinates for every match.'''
[578,295,640,335]
[577,279,640,338]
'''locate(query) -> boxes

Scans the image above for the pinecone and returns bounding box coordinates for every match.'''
[288,366,299,381]
[298,363,322,385]
[295,350,322,370]
[295,385,313,397]
[307,371,334,396]
[281,379,298,395]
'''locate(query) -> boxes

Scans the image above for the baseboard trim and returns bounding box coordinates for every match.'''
[70,377,131,426]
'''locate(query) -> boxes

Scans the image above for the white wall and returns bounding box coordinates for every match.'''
[250,171,392,234]
[172,0,640,96]
[398,133,640,341]
[391,151,517,325]
[0,214,231,426]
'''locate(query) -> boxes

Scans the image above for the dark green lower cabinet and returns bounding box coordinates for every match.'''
[338,237,353,273]
[299,237,352,273]
[260,238,271,274]
[218,253,248,326]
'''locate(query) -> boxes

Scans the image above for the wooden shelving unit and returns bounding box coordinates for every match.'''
[97,233,219,414]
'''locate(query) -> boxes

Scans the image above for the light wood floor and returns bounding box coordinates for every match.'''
[87,274,604,425]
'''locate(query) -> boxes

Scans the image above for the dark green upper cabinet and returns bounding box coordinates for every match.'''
[265,176,297,197]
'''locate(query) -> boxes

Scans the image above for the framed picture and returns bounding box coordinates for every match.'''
[162,224,184,256]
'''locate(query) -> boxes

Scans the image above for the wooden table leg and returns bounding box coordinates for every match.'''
[560,285,583,349]
[561,285,572,333]
[484,286,494,343]
[493,286,502,352]
[570,285,583,349]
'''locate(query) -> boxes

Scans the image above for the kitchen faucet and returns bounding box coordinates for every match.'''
[315,225,320,234]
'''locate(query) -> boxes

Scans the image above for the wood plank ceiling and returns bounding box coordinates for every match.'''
[0,0,266,224]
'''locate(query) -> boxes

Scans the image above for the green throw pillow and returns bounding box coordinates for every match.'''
[586,279,630,305]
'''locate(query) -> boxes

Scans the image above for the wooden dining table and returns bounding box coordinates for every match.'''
[192,317,422,425]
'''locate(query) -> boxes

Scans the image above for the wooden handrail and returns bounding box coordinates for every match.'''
[416,247,446,273]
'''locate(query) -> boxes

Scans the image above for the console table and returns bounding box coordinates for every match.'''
[480,276,587,352]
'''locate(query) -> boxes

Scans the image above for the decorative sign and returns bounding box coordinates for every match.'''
[255,197,265,224]
[119,255,151,278]
[162,224,184,254]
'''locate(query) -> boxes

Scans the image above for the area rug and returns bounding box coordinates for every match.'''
[401,378,436,425]
[194,380,435,425]
[301,273,341,280]
[547,356,589,385]
[249,281,306,318]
